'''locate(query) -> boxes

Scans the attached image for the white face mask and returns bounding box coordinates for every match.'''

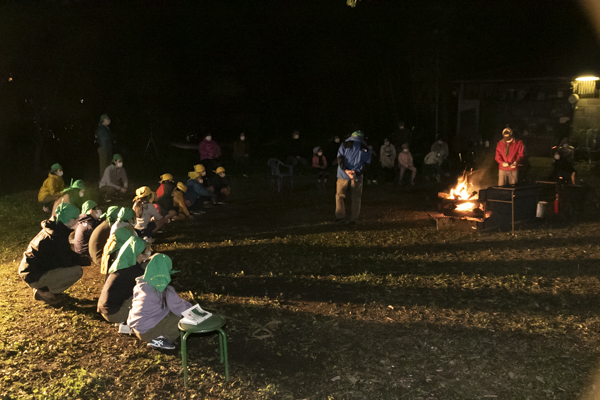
[206,136,212,141]
[554,154,560,160]
[116,161,123,168]
[56,170,64,177]
[240,135,245,141]
[334,138,340,143]
[218,172,226,178]
[79,190,85,198]
[403,148,409,152]
[293,135,299,140]
[317,152,323,156]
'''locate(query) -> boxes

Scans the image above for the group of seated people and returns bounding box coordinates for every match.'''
[22,158,233,350]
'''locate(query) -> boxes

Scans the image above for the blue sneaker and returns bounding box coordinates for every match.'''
[147,336,175,350]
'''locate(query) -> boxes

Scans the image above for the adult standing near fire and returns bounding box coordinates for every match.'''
[495,127,524,186]
[96,114,113,180]
[335,130,372,225]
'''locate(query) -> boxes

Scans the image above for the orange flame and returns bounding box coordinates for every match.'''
[448,172,478,201]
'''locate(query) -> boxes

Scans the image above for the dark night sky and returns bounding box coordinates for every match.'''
[0,0,599,182]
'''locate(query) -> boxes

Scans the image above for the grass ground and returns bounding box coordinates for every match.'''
[2,163,600,399]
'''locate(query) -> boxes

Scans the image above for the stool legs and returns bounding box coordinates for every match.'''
[181,331,191,386]
[180,329,228,384]
[217,328,229,381]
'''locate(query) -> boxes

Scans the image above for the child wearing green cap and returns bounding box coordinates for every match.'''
[51,179,86,217]
[88,206,120,267]
[38,163,65,212]
[100,208,138,274]
[127,254,192,350]
[18,203,86,306]
[98,236,151,329]
[73,200,102,265]
[99,154,128,203]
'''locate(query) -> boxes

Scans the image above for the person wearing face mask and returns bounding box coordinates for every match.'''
[398,144,417,186]
[171,182,194,220]
[379,138,397,183]
[185,170,217,211]
[98,236,151,333]
[38,163,65,213]
[198,134,222,172]
[495,127,524,186]
[312,146,329,189]
[89,206,120,268]
[19,202,85,306]
[96,114,113,180]
[550,150,576,184]
[99,153,129,203]
[73,200,103,265]
[285,130,310,173]
[335,130,372,225]
[233,132,251,177]
[52,179,86,217]
[208,167,230,204]
[324,136,341,169]
[132,186,166,241]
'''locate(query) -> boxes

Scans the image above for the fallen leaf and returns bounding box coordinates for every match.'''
[536,376,545,383]
[331,376,341,382]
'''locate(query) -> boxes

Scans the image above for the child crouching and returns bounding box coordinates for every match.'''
[127,253,192,349]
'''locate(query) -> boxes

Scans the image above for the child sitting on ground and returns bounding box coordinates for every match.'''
[98,236,151,331]
[52,179,86,217]
[99,153,129,202]
[101,208,138,274]
[155,174,177,218]
[312,146,329,189]
[127,253,192,350]
[171,183,193,221]
[38,163,65,213]
[19,202,85,306]
[208,166,230,204]
[132,186,167,241]
[73,200,102,265]
[88,206,120,268]
[185,171,217,210]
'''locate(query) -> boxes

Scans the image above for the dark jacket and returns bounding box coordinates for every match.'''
[96,124,113,150]
[89,220,111,266]
[19,220,85,284]
[233,140,250,158]
[156,181,176,211]
[97,262,146,316]
[74,214,101,257]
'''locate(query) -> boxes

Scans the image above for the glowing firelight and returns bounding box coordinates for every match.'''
[455,202,476,211]
[448,173,477,200]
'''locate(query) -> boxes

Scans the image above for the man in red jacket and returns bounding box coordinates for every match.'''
[495,127,524,186]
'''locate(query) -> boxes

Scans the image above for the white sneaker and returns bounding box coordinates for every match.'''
[116,323,131,334]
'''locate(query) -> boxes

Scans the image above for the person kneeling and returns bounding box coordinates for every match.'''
[73,200,102,266]
[19,203,85,306]
[98,236,151,333]
[127,254,192,350]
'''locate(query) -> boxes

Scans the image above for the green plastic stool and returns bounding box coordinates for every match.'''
[178,314,229,385]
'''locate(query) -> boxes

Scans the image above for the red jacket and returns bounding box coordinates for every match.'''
[495,139,524,171]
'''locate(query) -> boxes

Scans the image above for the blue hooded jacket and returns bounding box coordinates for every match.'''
[336,133,372,180]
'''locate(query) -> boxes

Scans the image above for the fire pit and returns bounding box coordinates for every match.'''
[437,171,487,220]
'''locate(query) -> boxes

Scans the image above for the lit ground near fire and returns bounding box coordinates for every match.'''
[2,170,600,399]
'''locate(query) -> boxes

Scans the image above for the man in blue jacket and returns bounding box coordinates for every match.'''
[335,130,372,225]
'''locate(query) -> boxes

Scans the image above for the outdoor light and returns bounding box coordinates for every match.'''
[575,76,600,81]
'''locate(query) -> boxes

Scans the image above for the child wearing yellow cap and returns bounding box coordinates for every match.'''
[132,186,169,239]
[208,166,230,205]
[171,182,193,221]
[38,163,65,212]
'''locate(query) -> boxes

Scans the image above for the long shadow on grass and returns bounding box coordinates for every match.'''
[183,300,597,399]
[170,271,600,318]
[162,241,600,279]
